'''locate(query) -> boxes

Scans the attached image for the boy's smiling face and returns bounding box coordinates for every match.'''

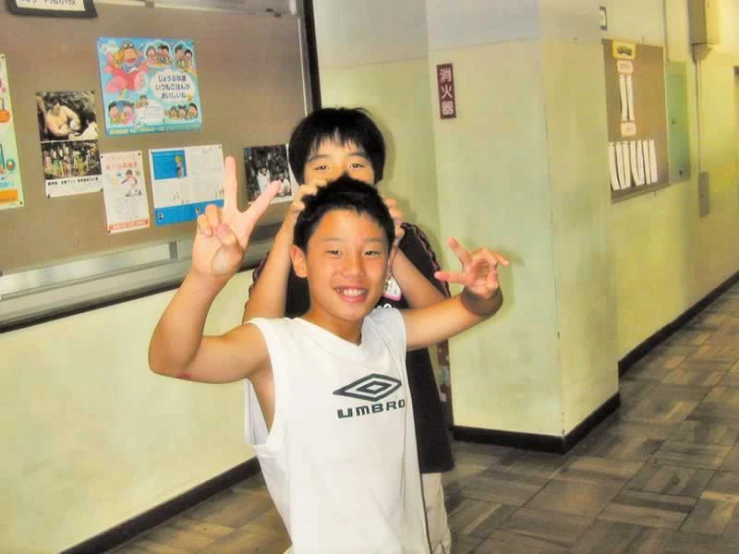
[292,208,389,343]
[303,140,375,185]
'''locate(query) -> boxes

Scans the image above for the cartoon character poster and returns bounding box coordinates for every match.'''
[0,54,24,210]
[97,37,202,136]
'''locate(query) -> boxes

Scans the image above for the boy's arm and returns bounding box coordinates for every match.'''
[149,156,279,382]
[402,238,508,350]
[149,272,270,382]
[242,181,325,322]
[389,223,449,309]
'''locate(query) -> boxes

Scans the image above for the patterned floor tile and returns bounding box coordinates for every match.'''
[672,420,739,446]
[460,469,548,506]
[451,533,485,553]
[553,456,643,484]
[447,498,516,537]
[598,490,695,530]
[497,507,592,547]
[525,479,624,517]
[472,530,569,553]
[570,519,673,553]
[572,433,663,461]
[625,464,714,498]
[679,498,739,535]
[650,441,732,470]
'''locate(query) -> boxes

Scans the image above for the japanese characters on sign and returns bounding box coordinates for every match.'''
[436,63,457,120]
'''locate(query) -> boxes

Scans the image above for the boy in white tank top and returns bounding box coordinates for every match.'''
[149,159,508,553]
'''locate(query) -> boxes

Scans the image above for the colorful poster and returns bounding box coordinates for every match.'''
[149,144,223,226]
[243,144,296,204]
[0,54,24,210]
[101,151,151,234]
[36,90,102,197]
[97,38,202,136]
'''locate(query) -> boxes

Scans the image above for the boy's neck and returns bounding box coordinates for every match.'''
[302,309,364,345]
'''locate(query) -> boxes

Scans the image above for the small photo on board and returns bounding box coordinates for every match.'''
[36,91,99,142]
[243,144,296,203]
[41,140,101,180]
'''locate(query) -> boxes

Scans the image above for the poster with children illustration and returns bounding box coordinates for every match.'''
[36,90,103,197]
[0,54,24,210]
[101,151,151,233]
[243,144,296,204]
[97,37,202,136]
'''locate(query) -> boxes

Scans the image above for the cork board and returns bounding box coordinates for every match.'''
[603,40,669,199]
[0,3,305,272]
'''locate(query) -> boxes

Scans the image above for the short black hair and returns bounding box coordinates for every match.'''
[288,108,385,184]
[293,175,394,253]
[175,44,184,52]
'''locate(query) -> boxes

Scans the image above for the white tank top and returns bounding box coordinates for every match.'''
[246,309,429,554]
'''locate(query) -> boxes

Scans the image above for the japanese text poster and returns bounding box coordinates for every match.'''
[149,144,223,226]
[0,54,24,210]
[97,37,202,136]
[603,40,668,195]
[244,144,296,203]
[36,90,102,197]
[101,151,151,233]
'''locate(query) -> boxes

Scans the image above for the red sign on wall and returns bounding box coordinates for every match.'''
[436,63,456,119]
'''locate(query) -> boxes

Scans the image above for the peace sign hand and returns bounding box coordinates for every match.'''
[434,238,509,300]
[192,156,279,280]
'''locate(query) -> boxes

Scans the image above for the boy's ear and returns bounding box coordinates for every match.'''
[290,244,308,278]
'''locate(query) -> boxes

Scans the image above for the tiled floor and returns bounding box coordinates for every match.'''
[110,284,739,553]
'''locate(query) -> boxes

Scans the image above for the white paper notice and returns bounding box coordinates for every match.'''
[101,151,150,233]
[149,144,224,226]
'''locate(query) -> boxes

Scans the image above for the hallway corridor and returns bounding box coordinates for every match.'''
[110,283,739,553]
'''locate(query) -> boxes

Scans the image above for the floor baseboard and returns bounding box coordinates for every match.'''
[618,271,739,376]
[62,458,261,554]
[453,392,621,455]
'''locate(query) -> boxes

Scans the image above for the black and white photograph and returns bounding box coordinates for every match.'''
[243,144,295,203]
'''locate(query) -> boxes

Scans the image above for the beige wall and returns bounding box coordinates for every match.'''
[428,41,564,435]
[542,38,617,432]
[1,272,255,553]
[426,0,619,436]
[605,0,739,357]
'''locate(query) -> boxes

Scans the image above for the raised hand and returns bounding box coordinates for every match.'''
[434,238,509,299]
[282,178,327,231]
[193,156,279,279]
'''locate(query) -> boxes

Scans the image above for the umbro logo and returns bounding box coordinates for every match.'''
[333,374,406,420]
[333,374,401,402]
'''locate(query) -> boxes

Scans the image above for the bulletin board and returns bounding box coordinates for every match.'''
[0,2,306,273]
[603,40,669,199]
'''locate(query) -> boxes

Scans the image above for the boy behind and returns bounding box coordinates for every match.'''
[149,161,507,553]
